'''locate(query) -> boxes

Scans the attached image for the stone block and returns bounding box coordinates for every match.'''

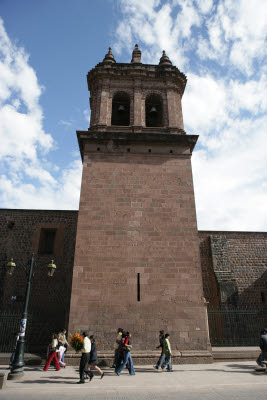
[0,373,6,390]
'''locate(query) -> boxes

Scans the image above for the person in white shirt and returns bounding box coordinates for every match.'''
[57,328,69,364]
[77,331,94,384]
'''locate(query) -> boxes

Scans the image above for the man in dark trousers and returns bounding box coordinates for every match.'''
[154,330,165,370]
[77,331,94,384]
[259,328,267,365]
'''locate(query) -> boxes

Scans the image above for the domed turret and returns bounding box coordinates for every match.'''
[159,50,172,66]
[131,44,142,63]
[102,47,116,64]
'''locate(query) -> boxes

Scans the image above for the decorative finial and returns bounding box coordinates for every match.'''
[102,47,116,64]
[131,44,142,63]
[159,50,172,66]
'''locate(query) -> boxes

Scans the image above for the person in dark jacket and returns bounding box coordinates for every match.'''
[258,328,267,366]
[256,329,266,367]
[85,335,104,379]
[112,328,123,368]
[154,330,165,370]
[115,331,126,370]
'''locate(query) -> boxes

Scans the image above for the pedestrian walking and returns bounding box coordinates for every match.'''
[43,333,61,371]
[256,329,266,367]
[57,344,66,368]
[58,328,69,364]
[77,331,94,384]
[85,335,104,379]
[111,328,123,368]
[161,333,173,372]
[115,331,126,370]
[154,330,165,370]
[115,331,135,376]
[257,328,267,369]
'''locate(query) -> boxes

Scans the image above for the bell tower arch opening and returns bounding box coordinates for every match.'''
[111,91,130,126]
[145,94,163,127]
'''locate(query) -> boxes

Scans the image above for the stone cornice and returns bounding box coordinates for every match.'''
[77,130,198,160]
[87,62,187,95]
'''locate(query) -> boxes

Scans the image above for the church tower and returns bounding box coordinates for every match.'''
[68,45,211,355]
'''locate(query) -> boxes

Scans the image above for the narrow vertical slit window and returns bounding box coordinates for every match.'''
[137,273,140,302]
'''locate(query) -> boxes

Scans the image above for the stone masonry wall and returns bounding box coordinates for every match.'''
[68,151,209,352]
[0,209,78,352]
[198,233,220,309]
[199,231,267,309]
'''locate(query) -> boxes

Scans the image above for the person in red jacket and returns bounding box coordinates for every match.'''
[115,331,135,376]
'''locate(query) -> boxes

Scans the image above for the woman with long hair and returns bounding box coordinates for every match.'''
[85,335,104,379]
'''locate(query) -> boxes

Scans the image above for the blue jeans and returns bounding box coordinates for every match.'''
[162,355,172,371]
[115,352,135,375]
[156,352,165,368]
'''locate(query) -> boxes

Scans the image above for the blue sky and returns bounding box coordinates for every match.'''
[0,0,266,231]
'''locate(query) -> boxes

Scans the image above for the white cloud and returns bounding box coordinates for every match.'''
[193,117,267,231]
[0,18,53,162]
[200,0,267,75]
[187,73,267,230]
[113,0,262,76]
[0,17,82,210]
[0,159,82,209]
[195,0,213,14]
[183,73,228,137]
[229,75,267,115]
[83,109,91,126]
[229,0,267,68]
[174,0,201,38]
[114,0,191,67]
[59,120,73,127]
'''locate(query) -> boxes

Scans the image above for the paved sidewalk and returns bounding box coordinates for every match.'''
[1,361,267,399]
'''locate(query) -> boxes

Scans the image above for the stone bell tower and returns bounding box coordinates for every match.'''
[68,45,211,356]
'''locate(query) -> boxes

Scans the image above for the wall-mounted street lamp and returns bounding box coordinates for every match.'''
[47,260,56,277]
[6,253,56,380]
[6,259,16,275]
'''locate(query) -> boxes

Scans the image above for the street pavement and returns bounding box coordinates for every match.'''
[1,361,267,399]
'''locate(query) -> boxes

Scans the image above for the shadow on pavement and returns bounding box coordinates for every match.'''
[226,363,259,370]
[14,379,78,384]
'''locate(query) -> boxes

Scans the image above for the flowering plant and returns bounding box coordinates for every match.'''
[70,332,84,352]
